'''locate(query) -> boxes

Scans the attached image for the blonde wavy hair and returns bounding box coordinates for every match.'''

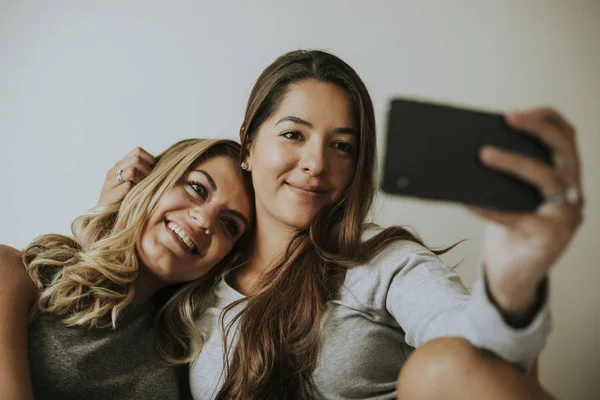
[23,138,251,363]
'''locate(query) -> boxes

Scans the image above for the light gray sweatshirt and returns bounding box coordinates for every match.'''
[190,225,551,399]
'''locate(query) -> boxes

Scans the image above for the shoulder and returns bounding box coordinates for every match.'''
[0,245,39,315]
[359,223,440,270]
[0,244,22,264]
[337,225,445,309]
[0,245,32,286]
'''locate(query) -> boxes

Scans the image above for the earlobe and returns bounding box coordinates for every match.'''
[241,149,252,171]
[241,132,253,172]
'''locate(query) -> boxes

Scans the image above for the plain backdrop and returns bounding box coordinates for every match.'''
[1,1,598,398]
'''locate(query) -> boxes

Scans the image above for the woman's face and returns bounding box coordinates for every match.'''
[138,155,252,286]
[246,79,358,231]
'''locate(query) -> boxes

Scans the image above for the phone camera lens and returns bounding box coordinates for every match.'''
[396,176,410,190]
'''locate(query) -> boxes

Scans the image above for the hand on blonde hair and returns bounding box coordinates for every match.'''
[97,147,156,207]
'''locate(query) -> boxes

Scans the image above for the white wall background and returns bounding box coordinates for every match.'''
[1,0,598,398]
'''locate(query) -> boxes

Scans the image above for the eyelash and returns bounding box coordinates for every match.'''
[281,131,303,140]
[281,131,354,154]
[187,181,208,200]
[187,180,240,238]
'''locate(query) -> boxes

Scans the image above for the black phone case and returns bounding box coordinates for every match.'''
[380,99,553,211]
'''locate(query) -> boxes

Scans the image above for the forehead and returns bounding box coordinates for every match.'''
[273,79,357,128]
[188,155,252,216]
[189,154,237,171]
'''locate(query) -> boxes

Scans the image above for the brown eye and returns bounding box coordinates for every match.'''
[332,141,353,153]
[222,219,240,238]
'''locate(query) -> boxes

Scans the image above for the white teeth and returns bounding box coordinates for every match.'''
[167,222,196,252]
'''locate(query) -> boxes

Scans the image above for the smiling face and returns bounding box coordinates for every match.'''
[137,155,252,286]
[245,79,358,231]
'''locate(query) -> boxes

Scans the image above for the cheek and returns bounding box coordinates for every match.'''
[334,158,356,189]
[139,205,167,250]
[153,186,190,215]
[136,227,157,266]
[202,239,233,269]
[254,143,294,177]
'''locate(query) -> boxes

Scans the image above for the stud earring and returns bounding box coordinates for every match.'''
[241,161,249,171]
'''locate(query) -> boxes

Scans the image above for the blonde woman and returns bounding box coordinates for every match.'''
[0,139,253,400]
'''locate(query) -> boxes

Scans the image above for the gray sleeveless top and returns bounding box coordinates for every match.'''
[28,299,190,399]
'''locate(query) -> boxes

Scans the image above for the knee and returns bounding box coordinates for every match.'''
[397,337,484,399]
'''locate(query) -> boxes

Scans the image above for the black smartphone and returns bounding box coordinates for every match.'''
[380,99,553,211]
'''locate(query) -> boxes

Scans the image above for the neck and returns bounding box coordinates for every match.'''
[131,265,165,304]
[231,210,299,295]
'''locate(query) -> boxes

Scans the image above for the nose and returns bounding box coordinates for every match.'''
[299,139,326,176]
[188,206,218,236]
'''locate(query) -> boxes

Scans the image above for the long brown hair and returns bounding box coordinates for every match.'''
[217,50,452,399]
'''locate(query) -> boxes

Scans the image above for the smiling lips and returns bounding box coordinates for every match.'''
[285,182,328,200]
[167,221,197,252]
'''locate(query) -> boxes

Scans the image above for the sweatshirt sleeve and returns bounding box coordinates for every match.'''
[383,240,552,370]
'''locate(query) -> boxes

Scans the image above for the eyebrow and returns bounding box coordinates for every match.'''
[192,169,217,191]
[276,115,359,135]
[191,169,249,231]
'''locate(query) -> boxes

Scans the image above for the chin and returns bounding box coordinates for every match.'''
[283,213,316,231]
[143,262,173,281]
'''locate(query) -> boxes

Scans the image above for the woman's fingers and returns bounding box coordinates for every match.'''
[106,148,156,188]
[119,158,152,181]
[505,107,581,187]
[121,155,153,175]
[506,111,574,159]
[125,147,156,167]
[508,107,575,138]
[479,146,565,197]
[118,166,146,184]
[97,147,155,207]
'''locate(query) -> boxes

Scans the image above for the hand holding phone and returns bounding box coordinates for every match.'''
[381,100,584,318]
